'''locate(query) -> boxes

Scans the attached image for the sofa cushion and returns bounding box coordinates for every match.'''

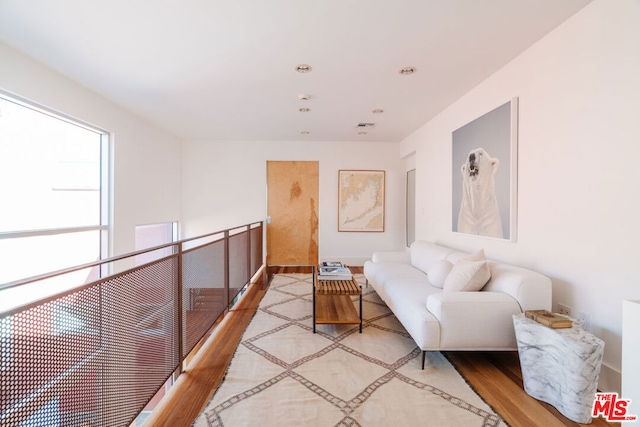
[409,241,457,275]
[427,260,453,289]
[443,249,491,292]
[371,250,411,264]
[364,261,429,295]
[446,251,469,264]
[382,278,441,349]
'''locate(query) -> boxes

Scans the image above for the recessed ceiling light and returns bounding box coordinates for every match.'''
[399,66,416,75]
[295,64,312,73]
[372,109,384,114]
[298,93,311,101]
[298,108,311,113]
[300,131,310,135]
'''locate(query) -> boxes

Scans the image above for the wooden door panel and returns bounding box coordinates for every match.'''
[266,161,319,266]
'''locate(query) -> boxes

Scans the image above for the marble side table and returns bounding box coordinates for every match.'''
[513,313,604,424]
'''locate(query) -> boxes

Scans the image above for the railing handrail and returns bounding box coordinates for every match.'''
[0,221,263,292]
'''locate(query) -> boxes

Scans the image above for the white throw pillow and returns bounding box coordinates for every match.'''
[427,260,453,288]
[443,249,491,292]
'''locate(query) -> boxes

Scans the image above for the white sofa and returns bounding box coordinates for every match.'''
[364,241,552,368]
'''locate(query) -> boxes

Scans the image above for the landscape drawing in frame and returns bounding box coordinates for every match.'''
[338,170,385,232]
[452,98,518,242]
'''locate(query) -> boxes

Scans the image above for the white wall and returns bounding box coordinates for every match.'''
[401,0,640,393]
[181,140,405,265]
[0,42,183,257]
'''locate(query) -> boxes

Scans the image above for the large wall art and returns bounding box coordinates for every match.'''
[452,99,518,241]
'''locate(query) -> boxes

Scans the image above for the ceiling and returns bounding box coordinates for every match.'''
[0,0,592,142]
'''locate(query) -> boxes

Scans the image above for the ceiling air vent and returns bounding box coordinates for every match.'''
[356,123,375,129]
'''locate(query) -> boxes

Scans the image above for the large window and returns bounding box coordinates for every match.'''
[0,92,109,288]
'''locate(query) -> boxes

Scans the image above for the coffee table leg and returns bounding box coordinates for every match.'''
[313,273,316,333]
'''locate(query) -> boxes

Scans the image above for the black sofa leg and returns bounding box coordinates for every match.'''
[422,351,426,369]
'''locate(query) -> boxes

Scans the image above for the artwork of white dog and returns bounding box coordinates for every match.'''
[457,147,503,238]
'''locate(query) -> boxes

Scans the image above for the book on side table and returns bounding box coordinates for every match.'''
[525,309,573,329]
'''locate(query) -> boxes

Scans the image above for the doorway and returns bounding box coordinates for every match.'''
[266,161,319,266]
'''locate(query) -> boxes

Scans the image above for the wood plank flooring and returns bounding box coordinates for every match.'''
[145,266,618,427]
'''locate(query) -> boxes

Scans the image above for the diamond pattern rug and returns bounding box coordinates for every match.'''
[193,273,507,427]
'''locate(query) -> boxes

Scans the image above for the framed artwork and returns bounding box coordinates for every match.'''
[452,98,518,241]
[338,170,385,232]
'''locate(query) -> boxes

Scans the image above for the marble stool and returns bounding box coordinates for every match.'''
[512,313,604,423]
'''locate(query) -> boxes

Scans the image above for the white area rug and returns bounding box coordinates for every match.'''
[193,273,506,426]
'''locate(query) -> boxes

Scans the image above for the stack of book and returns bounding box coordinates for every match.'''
[525,309,573,329]
[322,261,343,268]
[318,262,352,280]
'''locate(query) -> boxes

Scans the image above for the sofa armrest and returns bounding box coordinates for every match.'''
[371,250,411,264]
[426,292,522,349]
[484,262,552,312]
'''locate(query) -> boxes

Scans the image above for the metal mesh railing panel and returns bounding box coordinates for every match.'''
[1,221,263,426]
[0,255,180,426]
[99,256,180,426]
[250,225,263,277]
[181,240,225,358]
[228,232,249,302]
[1,286,102,426]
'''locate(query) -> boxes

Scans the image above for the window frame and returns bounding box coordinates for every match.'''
[0,90,111,286]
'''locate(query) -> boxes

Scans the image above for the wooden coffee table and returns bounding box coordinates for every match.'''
[313,272,362,333]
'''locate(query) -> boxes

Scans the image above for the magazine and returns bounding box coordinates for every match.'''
[322,261,343,267]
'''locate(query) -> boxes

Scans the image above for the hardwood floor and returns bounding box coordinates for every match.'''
[145,266,618,427]
[444,351,617,427]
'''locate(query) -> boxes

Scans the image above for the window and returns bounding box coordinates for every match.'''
[135,222,178,266]
[0,92,109,287]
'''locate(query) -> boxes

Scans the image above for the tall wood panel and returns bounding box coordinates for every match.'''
[266,161,319,266]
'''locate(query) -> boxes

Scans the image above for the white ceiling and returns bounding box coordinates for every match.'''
[0,0,592,142]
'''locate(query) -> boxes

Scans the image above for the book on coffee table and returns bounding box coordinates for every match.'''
[322,261,343,267]
[318,266,352,280]
[525,309,573,329]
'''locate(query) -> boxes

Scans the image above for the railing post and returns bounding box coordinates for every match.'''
[224,230,230,311]
[177,242,184,375]
[246,225,252,284]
